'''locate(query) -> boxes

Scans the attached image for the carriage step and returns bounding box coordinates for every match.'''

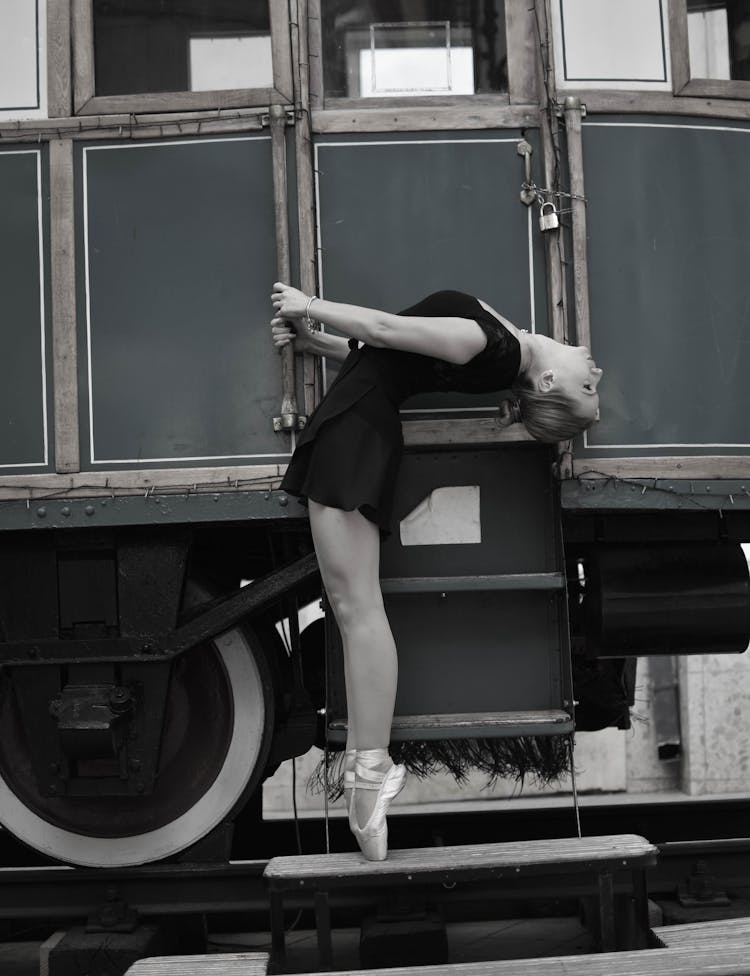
[288,945,750,976]
[329,708,574,741]
[124,952,269,975]
[652,915,750,948]
[379,572,565,593]
[265,834,657,968]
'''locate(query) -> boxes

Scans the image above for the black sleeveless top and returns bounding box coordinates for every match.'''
[280,290,521,534]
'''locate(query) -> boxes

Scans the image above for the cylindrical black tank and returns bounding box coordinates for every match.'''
[585,543,750,657]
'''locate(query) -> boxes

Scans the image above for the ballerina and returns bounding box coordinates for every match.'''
[271,284,602,859]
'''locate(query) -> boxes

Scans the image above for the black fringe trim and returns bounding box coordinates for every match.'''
[308,736,572,802]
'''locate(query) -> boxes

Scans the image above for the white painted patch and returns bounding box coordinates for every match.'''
[400,485,481,547]
[0,0,46,118]
[552,0,671,91]
[359,46,474,96]
[189,34,273,91]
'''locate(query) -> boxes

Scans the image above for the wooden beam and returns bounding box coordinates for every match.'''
[270,105,298,431]
[307,0,324,111]
[559,89,750,120]
[402,417,533,446]
[270,0,294,103]
[0,464,288,501]
[49,139,80,474]
[71,0,94,114]
[47,0,71,118]
[292,0,321,419]
[573,456,750,480]
[669,0,691,93]
[506,0,538,104]
[312,101,538,133]
[563,97,591,352]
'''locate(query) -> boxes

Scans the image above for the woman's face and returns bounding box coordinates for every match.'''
[541,340,603,422]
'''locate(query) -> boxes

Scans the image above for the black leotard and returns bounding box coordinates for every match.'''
[279,290,521,534]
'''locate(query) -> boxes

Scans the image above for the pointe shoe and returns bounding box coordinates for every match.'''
[350,750,406,862]
[343,749,357,831]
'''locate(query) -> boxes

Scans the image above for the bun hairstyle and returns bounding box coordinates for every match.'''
[498,397,523,428]
[499,383,597,443]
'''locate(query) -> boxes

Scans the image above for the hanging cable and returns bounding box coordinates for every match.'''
[568,733,582,838]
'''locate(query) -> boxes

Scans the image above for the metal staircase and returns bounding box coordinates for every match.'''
[326,443,575,745]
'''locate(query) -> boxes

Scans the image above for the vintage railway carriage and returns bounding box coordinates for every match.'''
[1,0,750,868]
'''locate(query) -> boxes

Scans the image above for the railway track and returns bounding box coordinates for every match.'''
[2,798,750,925]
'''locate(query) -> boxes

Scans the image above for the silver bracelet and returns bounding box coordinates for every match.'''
[305,295,319,333]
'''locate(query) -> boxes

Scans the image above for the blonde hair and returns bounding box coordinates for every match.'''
[507,383,596,443]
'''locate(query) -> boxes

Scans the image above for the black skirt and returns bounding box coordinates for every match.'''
[280,381,403,535]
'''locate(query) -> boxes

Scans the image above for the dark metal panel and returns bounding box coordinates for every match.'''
[388,590,563,715]
[371,446,569,724]
[581,118,750,457]
[562,478,750,511]
[315,129,547,413]
[0,490,307,531]
[381,447,558,577]
[75,135,291,468]
[0,147,51,472]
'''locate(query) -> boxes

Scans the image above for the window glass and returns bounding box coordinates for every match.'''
[321,1,507,98]
[93,0,272,97]
[687,1,750,80]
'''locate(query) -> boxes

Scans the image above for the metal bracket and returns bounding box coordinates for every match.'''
[261,108,296,128]
[517,140,536,206]
[273,413,298,432]
[273,411,307,432]
[557,100,587,119]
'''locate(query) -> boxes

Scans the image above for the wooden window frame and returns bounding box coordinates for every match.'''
[308,0,537,118]
[670,0,750,99]
[71,0,293,116]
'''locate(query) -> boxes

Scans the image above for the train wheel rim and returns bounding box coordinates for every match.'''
[0,624,270,867]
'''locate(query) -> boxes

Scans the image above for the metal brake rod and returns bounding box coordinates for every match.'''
[155,550,320,658]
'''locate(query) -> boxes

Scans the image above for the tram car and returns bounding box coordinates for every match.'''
[1,0,750,871]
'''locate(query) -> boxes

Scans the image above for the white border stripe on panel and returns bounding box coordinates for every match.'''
[36,149,48,464]
[0,148,48,469]
[83,136,291,464]
[583,121,750,451]
[315,138,536,406]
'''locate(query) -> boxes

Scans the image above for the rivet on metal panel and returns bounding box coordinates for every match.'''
[279,496,289,507]
[85,505,95,516]
[37,507,47,518]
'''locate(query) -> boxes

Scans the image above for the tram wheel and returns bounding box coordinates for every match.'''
[0,580,276,867]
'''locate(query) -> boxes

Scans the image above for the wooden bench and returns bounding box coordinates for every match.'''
[288,944,750,975]
[124,952,269,975]
[653,915,750,948]
[264,834,657,969]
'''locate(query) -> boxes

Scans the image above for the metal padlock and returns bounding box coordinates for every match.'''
[539,201,559,232]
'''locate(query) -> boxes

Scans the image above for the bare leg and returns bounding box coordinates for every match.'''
[308,500,398,825]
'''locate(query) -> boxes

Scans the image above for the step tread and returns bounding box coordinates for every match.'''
[125,952,268,975]
[380,573,565,593]
[290,944,750,976]
[331,708,571,731]
[653,915,750,948]
[264,834,657,884]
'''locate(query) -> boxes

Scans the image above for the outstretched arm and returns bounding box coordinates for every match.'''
[271,282,487,365]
